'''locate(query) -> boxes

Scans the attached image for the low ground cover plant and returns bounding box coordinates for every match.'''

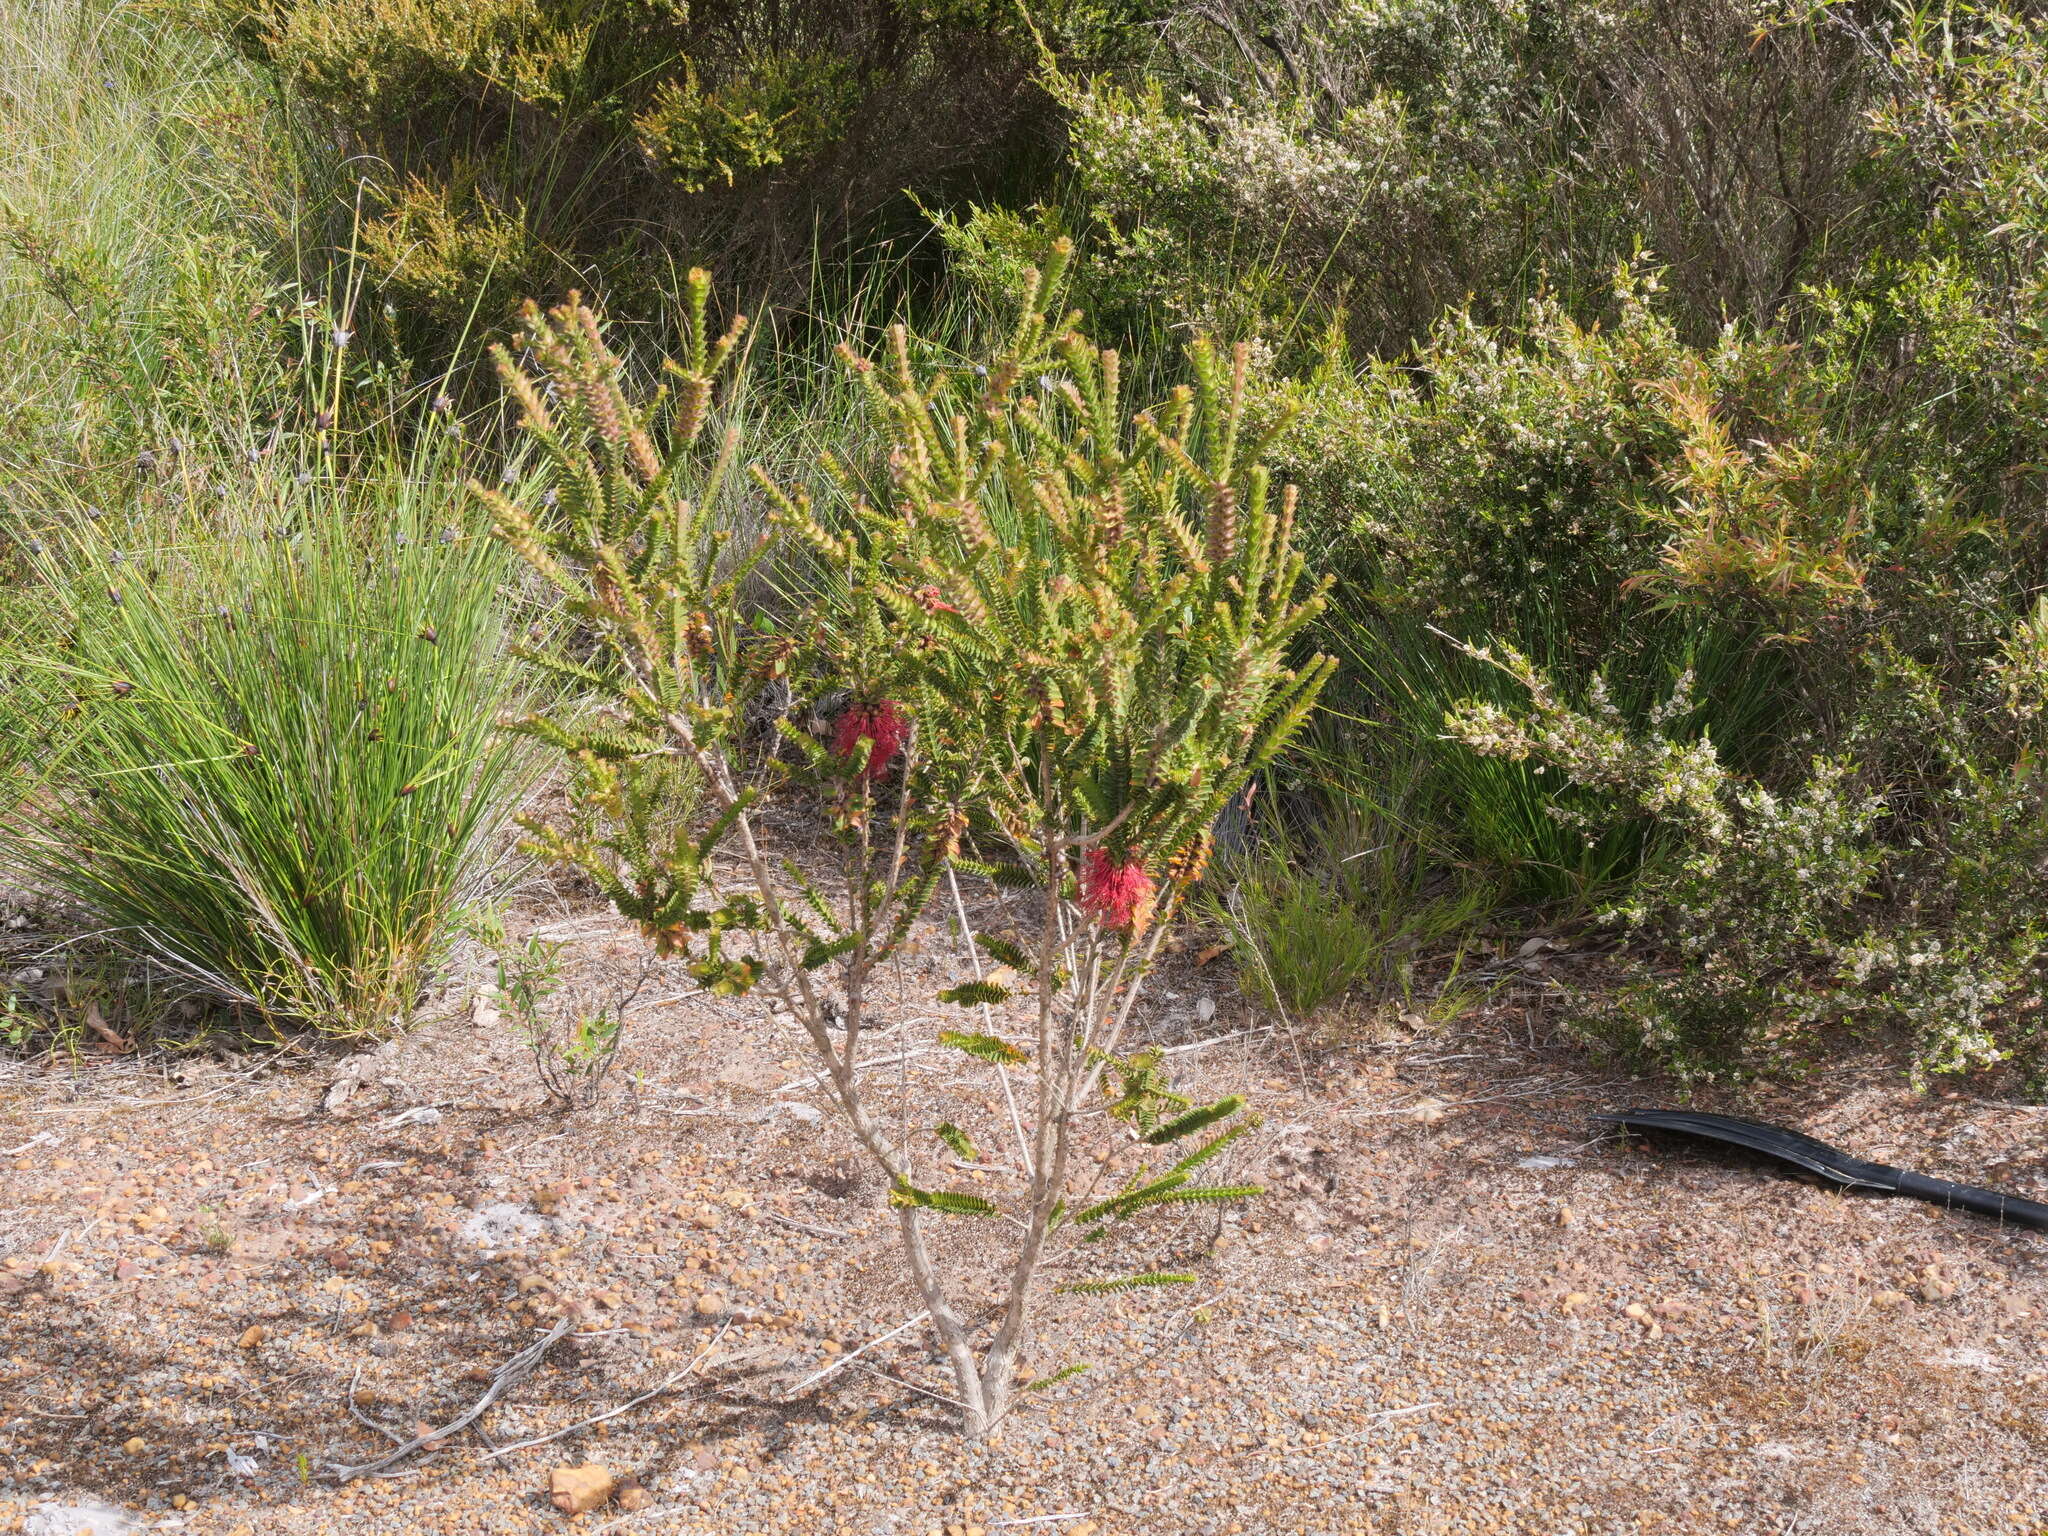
[1198,777,1487,1029]
[485,921,657,1111]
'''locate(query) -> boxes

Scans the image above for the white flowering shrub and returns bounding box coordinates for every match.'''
[937,1,1880,362]
[1285,272,1691,625]
[1446,614,2048,1084]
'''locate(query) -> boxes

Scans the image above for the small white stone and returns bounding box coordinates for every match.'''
[460,1201,550,1249]
[26,1502,141,1536]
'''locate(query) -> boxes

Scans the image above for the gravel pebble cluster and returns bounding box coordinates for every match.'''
[3,905,2046,1536]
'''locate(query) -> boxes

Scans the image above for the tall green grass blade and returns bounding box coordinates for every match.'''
[4,446,533,1035]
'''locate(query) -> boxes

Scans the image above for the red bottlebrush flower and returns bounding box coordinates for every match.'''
[831,699,910,780]
[1079,847,1156,933]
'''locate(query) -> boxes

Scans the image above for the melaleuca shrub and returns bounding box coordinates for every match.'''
[484,247,1333,1437]
[1444,614,2048,1087]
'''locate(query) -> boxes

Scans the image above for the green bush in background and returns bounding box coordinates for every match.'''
[5,0,2048,1085]
[1258,276,1795,905]
[165,0,1161,352]
[943,0,1881,359]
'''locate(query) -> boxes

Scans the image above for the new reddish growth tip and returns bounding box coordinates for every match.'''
[832,699,909,780]
[1079,847,1156,932]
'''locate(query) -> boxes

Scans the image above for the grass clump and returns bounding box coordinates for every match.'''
[4,459,531,1037]
[0,0,313,500]
[1202,771,1489,1031]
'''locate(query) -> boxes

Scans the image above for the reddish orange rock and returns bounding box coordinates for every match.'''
[549,1463,615,1515]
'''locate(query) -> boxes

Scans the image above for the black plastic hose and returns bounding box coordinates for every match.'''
[1598,1109,2048,1231]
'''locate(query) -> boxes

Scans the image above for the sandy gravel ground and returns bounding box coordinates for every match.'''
[3,892,2046,1536]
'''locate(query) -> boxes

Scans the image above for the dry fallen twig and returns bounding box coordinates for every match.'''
[987,1517,1092,1530]
[343,1367,409,1446]
[585,1504,690,1536]
[760,1210,858,1241]
[479,1320,731,1462]
[784,1311,929,1399]
[326,1312,578,1481]
[844,1359,968,1410]
[1314,1401,1442,1449]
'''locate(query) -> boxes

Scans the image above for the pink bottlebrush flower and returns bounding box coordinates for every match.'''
[1079,847,1156,933]
[831,699,910,780]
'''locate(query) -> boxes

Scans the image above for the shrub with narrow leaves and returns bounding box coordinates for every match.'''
[761,238,1334,1431]
[488,247,1332,1437]
[1444,619,2048,1085]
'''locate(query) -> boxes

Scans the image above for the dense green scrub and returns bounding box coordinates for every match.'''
[5,0,2048,1084]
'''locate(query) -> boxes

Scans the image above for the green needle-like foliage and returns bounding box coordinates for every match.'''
[752,241,1327,1429]
[1144,1094,1246,1145]
[1057,1272,1197,1295]
[938,1029,1031,1065]
[933,1121,980,1161]
[773,239,1336,876]
[476,273,775,979]
[8,485,527,1035]
[493,250,1325,1440]
[888,1182,998,1216]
